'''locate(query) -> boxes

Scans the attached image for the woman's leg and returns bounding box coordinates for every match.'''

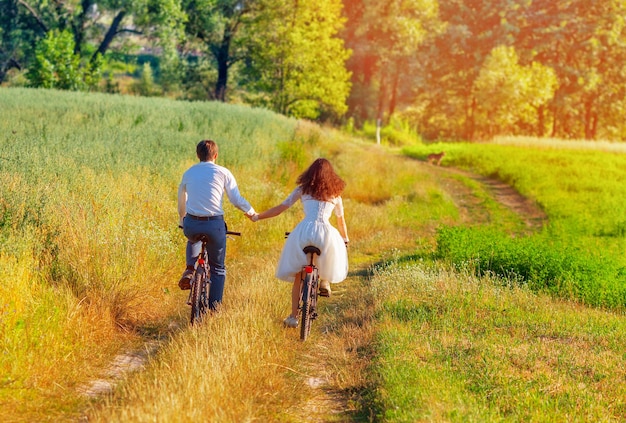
[290,271,303,318]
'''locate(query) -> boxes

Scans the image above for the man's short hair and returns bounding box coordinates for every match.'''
[197,140,218,161]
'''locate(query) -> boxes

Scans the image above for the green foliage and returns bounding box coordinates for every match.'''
[360,116,422,146]
[241,0,351,120]
[472,46,558,138]
[435,226,626,308]
[26,30,102,91]
[130,62,161,96]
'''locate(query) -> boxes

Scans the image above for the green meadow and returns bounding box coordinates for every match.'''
[405,142,626,308]
[1,88,625,422]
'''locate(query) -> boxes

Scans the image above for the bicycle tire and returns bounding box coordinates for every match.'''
[300,272,318,341]
[190,267,209,325]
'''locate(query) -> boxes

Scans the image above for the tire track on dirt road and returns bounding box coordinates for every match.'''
[427,164,548,231]
[288,162,549,421]
[78,162,548,420]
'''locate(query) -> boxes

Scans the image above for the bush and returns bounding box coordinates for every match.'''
[26,29,102,91]
[435,226,626,309]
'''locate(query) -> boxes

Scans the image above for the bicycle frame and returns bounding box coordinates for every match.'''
[299,246,321,341]
[187,230,241,326]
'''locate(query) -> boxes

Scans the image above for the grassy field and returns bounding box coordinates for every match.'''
[2,88,626,422]
[404,142,626,309]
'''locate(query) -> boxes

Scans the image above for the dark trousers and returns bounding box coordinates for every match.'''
[183,216,226,310]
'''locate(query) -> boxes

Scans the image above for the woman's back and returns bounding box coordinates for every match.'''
[301,195,338,222]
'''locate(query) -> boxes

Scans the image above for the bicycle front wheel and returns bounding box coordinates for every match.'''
[300,272,318,341]
[190,267,209,325]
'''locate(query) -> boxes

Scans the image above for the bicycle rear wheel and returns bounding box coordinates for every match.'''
[299,271,318,341]
[190,267,209,325]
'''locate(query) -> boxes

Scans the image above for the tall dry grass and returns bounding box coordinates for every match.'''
[83,124,455,422]
[0,87,297,420]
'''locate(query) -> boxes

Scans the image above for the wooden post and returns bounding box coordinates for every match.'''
[376,118,381,145]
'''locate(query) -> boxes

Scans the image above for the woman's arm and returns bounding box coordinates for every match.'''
[255,203,290,221]
[336,215,349,243]
[252,187,300,222]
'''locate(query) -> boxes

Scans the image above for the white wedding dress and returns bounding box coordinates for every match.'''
[275,187,348,283]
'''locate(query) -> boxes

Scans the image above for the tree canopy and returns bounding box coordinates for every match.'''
[3,0,626,140]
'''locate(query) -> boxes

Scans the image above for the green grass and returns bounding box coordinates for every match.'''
[4,88,626,422]
[366,261,626,422]
[403,142,626,309]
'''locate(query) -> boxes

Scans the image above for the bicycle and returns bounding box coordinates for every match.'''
[187,229,240,325]
[285,232,322,341]
[299,245,321,341]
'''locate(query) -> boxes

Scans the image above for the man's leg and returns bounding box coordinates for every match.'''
[205,219,227,310]
[179,219,203,290]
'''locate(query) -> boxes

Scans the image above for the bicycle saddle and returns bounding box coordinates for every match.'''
[303,246,321,256]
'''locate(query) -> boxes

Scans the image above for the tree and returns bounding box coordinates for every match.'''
[241,0,351,120]
[182,0,256,101]
[0,0,21,82]
[26,29,102,90]
[472,46,558,138]
[514,0,626,140]
[3,0,186,88]
[342,0,443,125]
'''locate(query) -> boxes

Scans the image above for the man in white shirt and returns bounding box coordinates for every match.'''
[177,139,256,310]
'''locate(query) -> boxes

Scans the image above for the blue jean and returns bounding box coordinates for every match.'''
[183,216,227,310]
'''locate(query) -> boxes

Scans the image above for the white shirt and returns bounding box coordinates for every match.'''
[180,161,254,217]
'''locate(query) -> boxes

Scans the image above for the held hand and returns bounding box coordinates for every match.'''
[247,213,260,222]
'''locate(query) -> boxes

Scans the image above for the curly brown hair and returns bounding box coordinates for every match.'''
[297,158,345,201]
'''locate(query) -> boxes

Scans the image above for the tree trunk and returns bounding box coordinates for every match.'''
[584,98,597,140]
[72,0,95,55]
[536,104,545,137]
[376,71,387,124]
[466,97,477,141]
[92,10,126,61]
[213,32,232,102]
[387,64,400,118]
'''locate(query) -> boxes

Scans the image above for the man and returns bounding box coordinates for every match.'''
[178,139,255,310]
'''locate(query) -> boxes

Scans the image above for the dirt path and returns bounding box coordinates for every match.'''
[288,162,549,421]
[79,162,548,419]
[428,164,548,230]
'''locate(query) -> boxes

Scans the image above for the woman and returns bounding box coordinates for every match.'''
[252,158,349,328]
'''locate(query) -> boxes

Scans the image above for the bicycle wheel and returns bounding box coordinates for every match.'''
[300,271,318,341]
[190,267,209,325]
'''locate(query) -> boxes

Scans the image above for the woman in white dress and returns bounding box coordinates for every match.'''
[251,158,349,328]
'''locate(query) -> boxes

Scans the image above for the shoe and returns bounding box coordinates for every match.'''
[319,280,331,297]
[283,315,298,328]
[178,268,194,290]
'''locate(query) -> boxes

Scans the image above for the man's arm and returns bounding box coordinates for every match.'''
[177,183,187,227]
[224,171,255,215]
